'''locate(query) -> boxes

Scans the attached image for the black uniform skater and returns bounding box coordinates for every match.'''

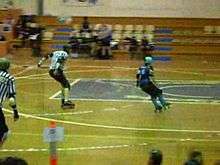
[136,57,171,113]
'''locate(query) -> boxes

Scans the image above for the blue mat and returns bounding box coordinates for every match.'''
[53,79,220,102]
[155,28,173,34]
[51,44,65,49]
[155,38,173,43]
[152,56,171,61]
[154,46,172,51]
[53,35,70,40]
[56,28,72,32]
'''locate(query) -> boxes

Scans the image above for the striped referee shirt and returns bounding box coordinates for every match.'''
[0,70,16,105]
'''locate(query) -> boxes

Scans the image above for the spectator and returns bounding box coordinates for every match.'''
[14,16,31,48]
[18,26,30,48]
[90,24,100,56]
[16,15,35,48]
[80,16,91,33]
[148,149,163,165]
[29,23,44,56]
[97,24,112,59]
[3,14,15,26]
[68,30,80,58]
[140,35,155,57]
[3,0,14,9]
[2,14,15,32]
[14,18,23,39]
[184,150,203,165]
[127,35,138,59]
[0,156,28,165]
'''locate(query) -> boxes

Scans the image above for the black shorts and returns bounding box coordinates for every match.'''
[140,82,162,97]
[0,108,8,140]
[49,69,70,89]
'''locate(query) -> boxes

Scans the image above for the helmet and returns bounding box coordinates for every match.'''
[63,45,70,53]
[149,149,163,164]
[144,56,153,64]
[0,58,10,71]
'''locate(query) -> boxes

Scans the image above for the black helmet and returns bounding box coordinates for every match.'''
[63,45,70,53]
[0,58,10,71]
[149,149,163,165]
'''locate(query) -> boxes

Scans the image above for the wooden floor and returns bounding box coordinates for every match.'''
[0,49,220,165]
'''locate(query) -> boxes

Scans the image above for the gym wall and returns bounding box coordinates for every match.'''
[0,0,220,18]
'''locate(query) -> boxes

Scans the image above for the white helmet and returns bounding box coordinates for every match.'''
[144,56,153,64]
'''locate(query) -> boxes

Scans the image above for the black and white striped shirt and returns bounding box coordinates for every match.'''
[0,70,16,105]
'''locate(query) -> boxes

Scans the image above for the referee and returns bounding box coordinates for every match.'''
[0,58,19,147]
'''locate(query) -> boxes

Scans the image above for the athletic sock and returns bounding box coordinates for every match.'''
[64,88,70,102]
[158,95,167,107]
[151,97,162,109]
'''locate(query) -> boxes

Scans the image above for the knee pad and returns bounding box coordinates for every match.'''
[154,89,162,97]
[1,131,9,142]
[0,129,9,146]
[150,95,157,99]
[158,89,163,95]
[62,80,70,89]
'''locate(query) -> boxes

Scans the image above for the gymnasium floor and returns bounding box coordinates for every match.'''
[0,50,220,165]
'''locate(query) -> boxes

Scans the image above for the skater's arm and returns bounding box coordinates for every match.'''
[149,66,157,84]
[8,78,19,121]
[38,54,51,67]
[136,69,141,87]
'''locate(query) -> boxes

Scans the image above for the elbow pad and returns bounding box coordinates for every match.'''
[9,97,16,107]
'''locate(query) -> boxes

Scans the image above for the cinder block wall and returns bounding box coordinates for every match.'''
[0,0,220,18]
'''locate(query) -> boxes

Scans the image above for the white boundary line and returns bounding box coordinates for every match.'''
[1,134,220,153]
[31,110,93,116]
[0,143,148,152]
[161,85,213,99]
[14,66,34,77]
[15,69,115,80]
[63,78,220,84]
[9,132,220,142]
[3,108,220,133]
[49,79,81,99]
[16,72,49,80]
[163,92,212,99]
[48,97,220,105]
